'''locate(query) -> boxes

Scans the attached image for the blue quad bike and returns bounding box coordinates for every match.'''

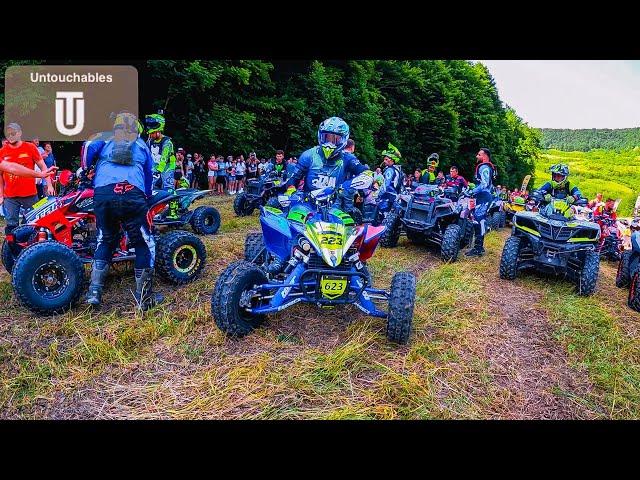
[211,173,418,344]
[616,218,640,311]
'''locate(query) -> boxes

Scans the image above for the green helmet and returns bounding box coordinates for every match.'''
[468,182,476,189]
[549,163,569,189]
[382,142,402,164]
[426,152,440,169]
[514,196,526,206]
[145,113,165,134]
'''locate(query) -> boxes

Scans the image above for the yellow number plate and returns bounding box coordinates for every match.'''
[319,234,343,247]
[320,276,348,299]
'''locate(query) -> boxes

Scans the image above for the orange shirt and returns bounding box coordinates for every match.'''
[0,142,42,197]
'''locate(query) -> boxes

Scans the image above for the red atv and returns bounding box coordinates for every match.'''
[2,170,207,315]
[596,213,623,262]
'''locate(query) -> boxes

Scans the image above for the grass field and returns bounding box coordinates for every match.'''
[1,192,640,419]
[535,149,640,217]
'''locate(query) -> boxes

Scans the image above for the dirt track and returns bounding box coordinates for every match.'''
[1,195,637,419]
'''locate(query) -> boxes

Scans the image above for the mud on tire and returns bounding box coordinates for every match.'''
[11,241,85,315]
[458,218,474,249]
[211,260,268,337]
[1,225,37,274]
[577,250,600,296]
[190,205,221,235]
[500,236,522,280]
[386,271,416,344]
[381,212,401,248]
[155,230,206,284]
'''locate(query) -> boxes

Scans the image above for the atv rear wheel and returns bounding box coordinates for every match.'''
[212,260,268,337]
[155,230,206,284]
[629,270,640,312]
[233,192,255,216]
[577,250,600,296]
[386,272,416,344]
[499,211,507,228]
[11,241,85,315]
[616,250,632,288]
[441,223,462,262]
[2,225,37,273]
[500,236,522,280]
[190,205,221,235]
[244,232,266,264]
[380,212,401,248]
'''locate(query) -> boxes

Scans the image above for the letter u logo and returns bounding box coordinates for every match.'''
[55,91,85,136]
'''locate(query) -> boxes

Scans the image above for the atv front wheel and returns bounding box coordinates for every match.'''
[577,250,600,296]
[212,260,268,337]
[233,193,255,216]
[616,250,632,288]
[380,212,401,248]
[1,225,37,273]
[245,232,266,264]
[11,241,85,315]
[386,272,416,344]
[441,223,462,262]
[190,205,221,235]
[499,211,507,228]
[500,236,522,280]
[156,230,206,284]
[458,218,474,249]
[491,211,502,231]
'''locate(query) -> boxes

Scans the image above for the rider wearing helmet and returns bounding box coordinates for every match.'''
[284,117,372,211]
[83,112,163,311]
[532,163,584,206]
[145,112,177,191]
[420,153,440,185]
[379,143,404,196]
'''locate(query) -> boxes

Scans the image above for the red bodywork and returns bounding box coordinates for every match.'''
[356,224,386,262]
[9,184,174,262]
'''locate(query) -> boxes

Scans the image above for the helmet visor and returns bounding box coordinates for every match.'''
[319,132,345,146]
[552,173,566,183]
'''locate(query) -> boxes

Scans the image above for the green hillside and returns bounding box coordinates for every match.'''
[534,149,639,217]
[540,128,640,151]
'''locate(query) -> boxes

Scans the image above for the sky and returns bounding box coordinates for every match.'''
[477,61,640,129]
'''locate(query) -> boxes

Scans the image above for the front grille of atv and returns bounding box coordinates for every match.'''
[307,247,357,271]
[246,183,261,195]
[538,223,572,241]
[406,203,434,223]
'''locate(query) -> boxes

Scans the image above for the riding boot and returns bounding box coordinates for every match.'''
[86,260,110,306]
[134,268,164,311]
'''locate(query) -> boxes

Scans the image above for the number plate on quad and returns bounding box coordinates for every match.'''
[320,275,348,299]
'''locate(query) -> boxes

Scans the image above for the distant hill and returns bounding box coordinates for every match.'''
[535,149,639,217]
[539,128,640,151]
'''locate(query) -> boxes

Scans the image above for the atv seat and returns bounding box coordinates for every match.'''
[149,190,175,207]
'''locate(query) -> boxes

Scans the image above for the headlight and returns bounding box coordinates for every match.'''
[298,238,311,253]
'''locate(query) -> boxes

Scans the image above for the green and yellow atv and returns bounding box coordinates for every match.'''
[499,196,601,296]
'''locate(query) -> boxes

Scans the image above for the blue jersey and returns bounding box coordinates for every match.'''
[286,147,369,193]
[84,137,154,197]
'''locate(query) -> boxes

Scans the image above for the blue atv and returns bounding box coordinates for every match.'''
[211,173,417,344]
[616,218,640,311]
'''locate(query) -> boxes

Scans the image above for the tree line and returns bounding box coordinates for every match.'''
[1,60,541,188]
[540,128,640,151]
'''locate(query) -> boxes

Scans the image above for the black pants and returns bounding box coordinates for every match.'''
[94,183,154,269]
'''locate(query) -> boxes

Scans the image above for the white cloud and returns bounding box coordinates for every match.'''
[477,60,640,129]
